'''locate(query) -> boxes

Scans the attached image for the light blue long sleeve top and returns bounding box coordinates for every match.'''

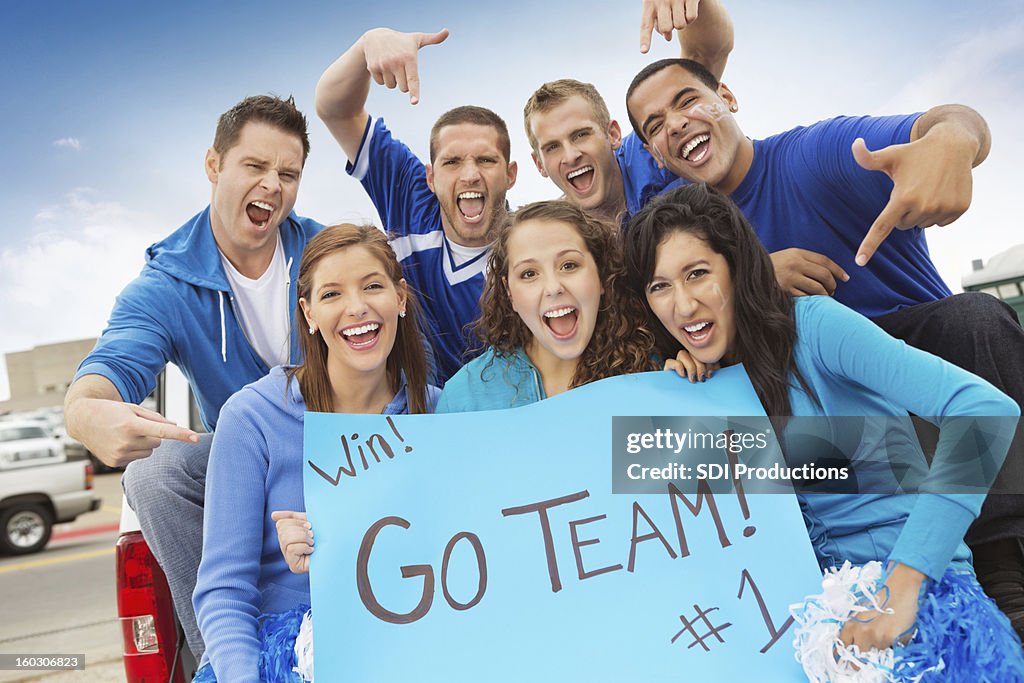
[193,366,438,683]
[788,296,1019,579]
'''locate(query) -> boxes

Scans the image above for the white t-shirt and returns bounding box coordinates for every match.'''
[219,235,291,368]
[446,238,490,268]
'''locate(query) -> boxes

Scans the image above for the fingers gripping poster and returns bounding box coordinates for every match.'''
[303,368,822,681]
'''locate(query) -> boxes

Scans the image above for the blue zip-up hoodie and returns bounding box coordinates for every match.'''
[436,346,545,413]
[74,207,323,431]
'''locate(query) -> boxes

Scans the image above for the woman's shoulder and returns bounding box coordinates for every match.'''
[220,366,300,420]
[437,347,531,413]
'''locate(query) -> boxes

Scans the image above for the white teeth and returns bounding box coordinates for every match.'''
[567,166,593,180]
[544,307,575,319]
[684,321,710,333]
[251,201,274,211]
[681,135,710,160]
[342,322,380,337]
[458,192,483,200]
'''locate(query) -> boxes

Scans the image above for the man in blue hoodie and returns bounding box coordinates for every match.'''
[64,95,323,662]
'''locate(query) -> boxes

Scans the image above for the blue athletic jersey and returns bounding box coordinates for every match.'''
[729,114,953,318]
[617,131,685,220]
[347,117,484,382]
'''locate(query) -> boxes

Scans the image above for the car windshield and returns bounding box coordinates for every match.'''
[0,426,48,441]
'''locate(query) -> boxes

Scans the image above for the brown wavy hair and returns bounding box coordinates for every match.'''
[475,200,656,388]
[290,224,430,414]
[623,184,818,416]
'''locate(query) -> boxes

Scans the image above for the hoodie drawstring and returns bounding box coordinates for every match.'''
[218,291,227,363]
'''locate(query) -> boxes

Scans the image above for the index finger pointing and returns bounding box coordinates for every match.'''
[640,4,656,52]
[148,421,200,444]
[405,60,420,105]
[856,202,902,266]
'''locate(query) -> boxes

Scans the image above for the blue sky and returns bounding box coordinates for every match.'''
[1,0,1022,399]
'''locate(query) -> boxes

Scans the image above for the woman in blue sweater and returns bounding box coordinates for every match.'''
[622,183,1022,681]
[192,224,437,683]
[437,200,656,412]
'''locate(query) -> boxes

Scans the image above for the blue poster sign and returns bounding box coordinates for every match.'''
[304,368,822,681]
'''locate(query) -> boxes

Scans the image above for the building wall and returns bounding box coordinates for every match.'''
[0,338,96,414]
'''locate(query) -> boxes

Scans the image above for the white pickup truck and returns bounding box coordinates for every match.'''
[0,420,100,554]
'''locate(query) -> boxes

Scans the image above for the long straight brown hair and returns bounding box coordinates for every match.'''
[290,224,430,414]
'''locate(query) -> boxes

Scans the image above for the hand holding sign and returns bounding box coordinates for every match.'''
[852,133,975,266]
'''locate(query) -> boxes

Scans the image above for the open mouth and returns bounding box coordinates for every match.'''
[245,200,274,229]
[678,134,710,165]
[543,306,579,340]
[682,320,713,345]
[566,166,595,194]
[456,191,485,223]
[341,322,381,350]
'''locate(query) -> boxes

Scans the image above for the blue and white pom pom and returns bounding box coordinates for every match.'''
[293,608,314,682]
[791,560,1024,683]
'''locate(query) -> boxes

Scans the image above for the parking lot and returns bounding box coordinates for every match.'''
[0,471,126,683]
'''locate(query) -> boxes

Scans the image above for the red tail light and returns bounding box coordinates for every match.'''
[116,531,185,683]
[84,463,94,491]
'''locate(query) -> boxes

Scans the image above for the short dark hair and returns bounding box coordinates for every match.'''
[213,95,310,163]
[429,106,511,164]
[626,59,720,144]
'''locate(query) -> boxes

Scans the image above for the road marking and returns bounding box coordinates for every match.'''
[52,523,120,541]
[0,547,114,574]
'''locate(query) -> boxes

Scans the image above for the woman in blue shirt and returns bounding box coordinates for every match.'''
[193,224,437,683]
[623,183,1022,681]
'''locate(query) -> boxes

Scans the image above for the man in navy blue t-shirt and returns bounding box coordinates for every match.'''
[314,27,518,383]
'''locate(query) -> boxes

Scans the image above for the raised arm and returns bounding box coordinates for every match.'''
[315,27,449,163]
[853,104,991,265]
[639,0,734,81]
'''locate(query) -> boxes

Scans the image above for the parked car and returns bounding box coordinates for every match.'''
[0,420,63,470]
[0,424,100,554]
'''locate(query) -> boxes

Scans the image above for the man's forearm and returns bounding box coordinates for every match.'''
[912,104,991,167]
[315,33,374,162]
[64,374,123,442]
[677,0,734,81]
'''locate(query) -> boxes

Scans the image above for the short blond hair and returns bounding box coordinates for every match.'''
[523,79,611,152]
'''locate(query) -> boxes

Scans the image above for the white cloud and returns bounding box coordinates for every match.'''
[0,189,165,400]
[52,137,82,151]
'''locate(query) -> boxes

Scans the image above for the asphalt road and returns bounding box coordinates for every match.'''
[0,472,126,683]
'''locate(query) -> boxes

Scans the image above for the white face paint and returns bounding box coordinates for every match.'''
[690,102,730,122]
[712,281,731,311]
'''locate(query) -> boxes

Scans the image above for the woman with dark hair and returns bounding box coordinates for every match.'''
[436,199,656,411]
[193,224,437,683]
[623,184,1023,681]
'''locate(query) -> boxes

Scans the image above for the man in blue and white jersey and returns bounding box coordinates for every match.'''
[315,27,518,383]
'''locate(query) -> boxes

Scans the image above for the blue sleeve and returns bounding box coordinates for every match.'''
[796,114,920,212]
[74,268,179,404]
[193,390,269,683]
[801,297,1019,579]
[617,132,684,216]
[345,117,439,238]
